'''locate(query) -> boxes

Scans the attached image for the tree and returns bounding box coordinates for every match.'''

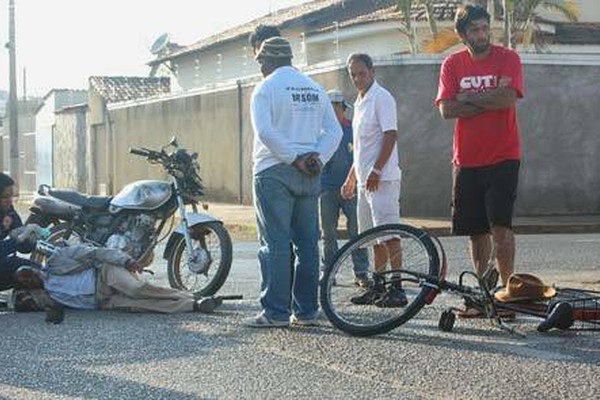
[509,0,580,50]
[423,0,580,53]
[395,0,440,54]
[396,0,419,54]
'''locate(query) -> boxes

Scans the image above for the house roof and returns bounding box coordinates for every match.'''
[41,88,87,102]
[148,0,599,67]
[35,88,88,114]
[547,22,600,45]
[320,0,460,32]
[89,76,170,103]
[148,0,398,65]
[56,103,88,114]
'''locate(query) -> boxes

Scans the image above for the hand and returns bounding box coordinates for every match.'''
[365,171,381,193]
[305,153,323,176]
[498,76,512,87]
[125,259,143,274]
[341,179,356,200]
[293,152,322,177]
[11,224,47,244]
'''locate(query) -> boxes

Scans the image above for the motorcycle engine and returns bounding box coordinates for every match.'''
[105,214,157,261]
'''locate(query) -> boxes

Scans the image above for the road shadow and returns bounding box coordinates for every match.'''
[0,309,243,399]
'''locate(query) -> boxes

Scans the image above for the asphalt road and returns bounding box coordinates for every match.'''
[1,234,599,399]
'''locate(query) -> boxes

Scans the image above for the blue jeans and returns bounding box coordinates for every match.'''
[319,189,369,275]
[253,164,320,322]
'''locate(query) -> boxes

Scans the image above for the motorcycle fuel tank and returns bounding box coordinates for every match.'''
[110,180,172,211]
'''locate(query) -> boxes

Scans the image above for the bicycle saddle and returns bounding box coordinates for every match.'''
[537,302,574,332]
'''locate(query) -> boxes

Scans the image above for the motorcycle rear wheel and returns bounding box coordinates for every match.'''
[167,221,233,296]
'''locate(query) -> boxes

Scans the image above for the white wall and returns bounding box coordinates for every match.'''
[35,94,55,187]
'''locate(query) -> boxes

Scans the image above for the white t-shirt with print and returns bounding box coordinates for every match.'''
[250,66,342,175]
[352,80,401,186]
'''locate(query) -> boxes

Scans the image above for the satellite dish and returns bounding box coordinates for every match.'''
[150,33,170,55]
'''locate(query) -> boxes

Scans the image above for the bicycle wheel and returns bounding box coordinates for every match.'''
[320,224,440,337]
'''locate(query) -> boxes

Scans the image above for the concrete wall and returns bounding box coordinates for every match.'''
[53,108,87,191]
[0,99,42,194]
[35,95,56,187]
[108,85,243,202]
[104,55,600,217]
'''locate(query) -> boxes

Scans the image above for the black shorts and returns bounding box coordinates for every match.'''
[451,160,520,236]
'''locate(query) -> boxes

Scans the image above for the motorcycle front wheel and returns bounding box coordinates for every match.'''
[167,221,233,296]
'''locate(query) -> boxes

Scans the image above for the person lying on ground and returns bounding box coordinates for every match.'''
[13,242,220,322]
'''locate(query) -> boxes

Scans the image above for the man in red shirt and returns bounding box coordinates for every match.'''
[435,4,524,317]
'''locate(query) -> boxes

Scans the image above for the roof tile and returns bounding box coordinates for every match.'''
[89,76,170,103]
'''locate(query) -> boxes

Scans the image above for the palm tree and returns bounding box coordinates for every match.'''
[396,0,419,54]
[509,0,580,50]
[423,0,580,53]
[395,0,440,54]
[419,0,439,37]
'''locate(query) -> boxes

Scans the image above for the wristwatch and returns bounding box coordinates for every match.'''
[371,167,382,176]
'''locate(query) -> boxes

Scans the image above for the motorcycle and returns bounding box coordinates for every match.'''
[26,137,233,296]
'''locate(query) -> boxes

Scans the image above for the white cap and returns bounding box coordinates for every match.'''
[327,89,352,109]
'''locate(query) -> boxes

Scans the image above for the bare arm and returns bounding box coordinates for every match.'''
[438,99,485,120]
[366,130,397,192]
[457,86,517,111]
[374,131,397,173]
[341,165,356,200]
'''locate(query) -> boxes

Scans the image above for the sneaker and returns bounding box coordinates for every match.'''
[290,314,319,326]
[350,285,385,305]
[193,297,216,313]
[353,273,371,288]
[374,287,408,308]
[244,313,289,328]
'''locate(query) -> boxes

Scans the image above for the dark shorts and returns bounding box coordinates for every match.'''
[452,160,520,236]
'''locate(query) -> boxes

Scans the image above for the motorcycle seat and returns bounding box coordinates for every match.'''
[48,189,112,210]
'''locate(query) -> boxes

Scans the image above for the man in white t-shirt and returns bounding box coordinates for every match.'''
[247,37,342,327]
[341,53,406,308]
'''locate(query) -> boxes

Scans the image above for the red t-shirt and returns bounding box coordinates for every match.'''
[435,45,524,167]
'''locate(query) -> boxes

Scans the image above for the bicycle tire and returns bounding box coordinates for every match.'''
[320,224,440,337]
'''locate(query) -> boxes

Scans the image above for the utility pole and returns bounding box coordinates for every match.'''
[7,0,19,181]
[502,0,513,48]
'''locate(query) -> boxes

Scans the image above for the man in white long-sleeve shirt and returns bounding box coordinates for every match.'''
[246,37,342,328]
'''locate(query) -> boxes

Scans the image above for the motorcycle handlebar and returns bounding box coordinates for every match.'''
[129,147,151,157]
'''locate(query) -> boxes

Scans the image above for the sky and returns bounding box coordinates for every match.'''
[0,0,310,97]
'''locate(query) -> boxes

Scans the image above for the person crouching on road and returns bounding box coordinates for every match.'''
[0,173,43,300]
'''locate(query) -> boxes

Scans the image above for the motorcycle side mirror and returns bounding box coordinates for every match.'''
[162,136,179,153]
